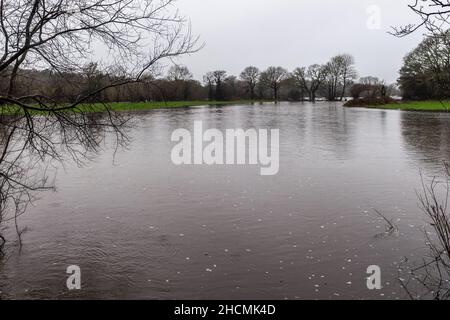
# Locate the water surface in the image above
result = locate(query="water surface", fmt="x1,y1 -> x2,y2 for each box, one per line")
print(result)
1,102 -> 450,299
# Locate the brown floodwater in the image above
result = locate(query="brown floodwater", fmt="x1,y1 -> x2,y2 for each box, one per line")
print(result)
1,102 -> 450,300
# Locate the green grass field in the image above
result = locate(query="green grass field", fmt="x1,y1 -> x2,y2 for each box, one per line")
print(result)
5,100 -> 449,114
0,100 -> 268,115
363,100 -> 450,112
1,100 -> 268,114
84,100 -> 267,112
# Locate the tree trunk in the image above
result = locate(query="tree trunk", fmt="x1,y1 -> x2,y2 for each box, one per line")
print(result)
184,82 -> 190,100
340,71 -> 348,101
208,84 -> 214,100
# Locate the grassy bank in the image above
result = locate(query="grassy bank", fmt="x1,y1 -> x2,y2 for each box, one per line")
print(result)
346,100 -> 450,112
0,100 -> 268,115
83,100 -> 267,112
377,100 -> 449,112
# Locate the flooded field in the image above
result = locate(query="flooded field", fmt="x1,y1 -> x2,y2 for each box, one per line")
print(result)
1,102 -> 449,299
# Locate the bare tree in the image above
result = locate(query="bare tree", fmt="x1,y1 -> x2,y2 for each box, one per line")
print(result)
400,163 -> 450,300
203,72 -> 215,101
211,70 -> 227,101
359,76 -> 381,86
259,66 -> 288,102
338,54 -> 357,101
167,65 -> 193,82
324,55 -> 357,101
0,0 -> 199,247
293,64 -> 327,102
167,65 -> 193,100
324,58 -> 342,101
359,76 -> 382,98
392,0 -> 450,37
240,66 -> 260,100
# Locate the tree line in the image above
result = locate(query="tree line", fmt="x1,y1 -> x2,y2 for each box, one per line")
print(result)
1,53 -> 400,104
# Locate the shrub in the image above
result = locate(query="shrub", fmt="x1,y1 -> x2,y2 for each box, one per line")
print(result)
344,96 -> 398,107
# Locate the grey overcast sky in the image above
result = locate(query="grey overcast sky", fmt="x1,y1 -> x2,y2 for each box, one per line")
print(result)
174,0 -> 425,83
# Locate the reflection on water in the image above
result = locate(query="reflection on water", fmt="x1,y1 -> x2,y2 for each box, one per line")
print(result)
0,102 -> 449,300
401,111 -> 450,174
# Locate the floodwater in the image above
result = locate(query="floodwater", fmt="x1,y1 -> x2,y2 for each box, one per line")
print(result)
1,102 -> 450,300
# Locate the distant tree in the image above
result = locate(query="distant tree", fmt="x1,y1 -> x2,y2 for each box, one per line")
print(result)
82,62 -> 105,102
240,66 -> 260,99
167,65 -> 193,100
355,76 -> 379,98
350,83 -> 368,99
283,76 -> 303,101
212,70 -> 227,100
324,54 -> 357,101
398,31 -> 450,100
203,72 -> 215,100
350,76 -> 397,99
167,65 -> 193,82
324,58 -> 342,101
359,76 -> 381,86
259,66 -> 289,101
223,75 -> 240,100
338,54 -> 357,101
293,64 -> 327,102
